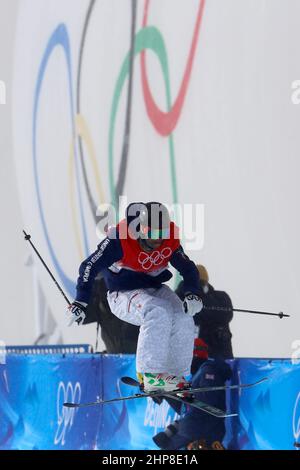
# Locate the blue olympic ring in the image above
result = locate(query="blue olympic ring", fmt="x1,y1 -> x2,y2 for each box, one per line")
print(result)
33,23 -> 90,297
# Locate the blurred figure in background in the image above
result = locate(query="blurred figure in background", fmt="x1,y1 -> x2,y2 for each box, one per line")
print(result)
152,341 -> 232,450
176,264 -> 233,370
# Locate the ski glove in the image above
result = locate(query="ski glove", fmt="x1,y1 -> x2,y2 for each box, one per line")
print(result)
183,293 -> 203,317
67,301 -> 87,326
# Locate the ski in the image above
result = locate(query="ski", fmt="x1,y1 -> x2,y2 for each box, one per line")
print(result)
63,376 -> 268,409
163,394 -> 237,418
121,377 -> 237,418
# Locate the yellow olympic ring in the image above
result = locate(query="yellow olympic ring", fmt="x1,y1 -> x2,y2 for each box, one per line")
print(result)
69,113 -> 106,260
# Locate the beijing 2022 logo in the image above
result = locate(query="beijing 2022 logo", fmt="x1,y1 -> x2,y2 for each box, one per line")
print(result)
54,381 -> 81,446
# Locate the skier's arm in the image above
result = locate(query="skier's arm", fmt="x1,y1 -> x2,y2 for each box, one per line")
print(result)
170,247 -> 203,316
75,233 -> 123,304
170,246 -> 201,295
175,280 -> 185,301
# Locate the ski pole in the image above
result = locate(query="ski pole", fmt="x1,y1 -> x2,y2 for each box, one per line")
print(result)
203,305 -> 289,319
23,230 -> 71,306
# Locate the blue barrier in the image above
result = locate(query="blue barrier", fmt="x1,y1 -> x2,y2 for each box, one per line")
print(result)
0,351 -> 299,450
225,358 -> 300,450
4,344 -> 93,355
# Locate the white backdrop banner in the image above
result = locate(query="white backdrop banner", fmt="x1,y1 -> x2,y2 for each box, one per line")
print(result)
12,0 -> 299,355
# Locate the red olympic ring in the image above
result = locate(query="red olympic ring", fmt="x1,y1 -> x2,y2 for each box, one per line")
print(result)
141,0 -> 206,136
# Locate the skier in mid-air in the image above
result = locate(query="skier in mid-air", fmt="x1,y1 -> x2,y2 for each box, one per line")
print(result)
67,202 -> 203,392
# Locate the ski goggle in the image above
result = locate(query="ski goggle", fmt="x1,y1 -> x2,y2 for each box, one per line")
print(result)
140,225 -> 170,240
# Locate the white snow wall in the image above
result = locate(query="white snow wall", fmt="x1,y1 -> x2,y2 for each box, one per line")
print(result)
6,0 -> 300,356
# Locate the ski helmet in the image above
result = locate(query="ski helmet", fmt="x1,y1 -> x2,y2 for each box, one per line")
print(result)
139,202 -> 170,239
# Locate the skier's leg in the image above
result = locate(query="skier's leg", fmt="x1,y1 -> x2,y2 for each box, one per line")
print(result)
154,286 -> 195,376
107,290 -> 143,326
169,308 -> 195,376
107,289 -> 173,372
136,296 -> 173,373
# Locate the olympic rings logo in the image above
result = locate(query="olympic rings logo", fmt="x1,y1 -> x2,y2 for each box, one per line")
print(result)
138,247 -> 172,271
54,381 -> 81,446
31,0 -> 205,296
